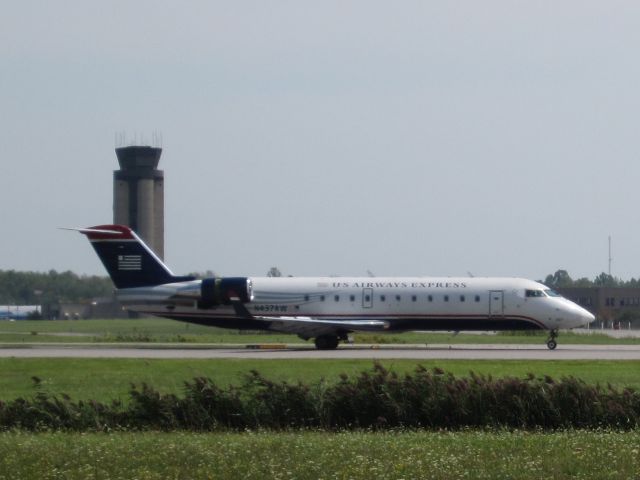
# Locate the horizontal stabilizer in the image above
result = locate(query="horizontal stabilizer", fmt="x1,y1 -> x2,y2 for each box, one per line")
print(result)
61,227 -> 128,236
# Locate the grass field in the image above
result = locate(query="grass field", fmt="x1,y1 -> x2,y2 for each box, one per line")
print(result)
1,318 -> 639,345
1,358 -> 639,401
2,320 -> 639,478
0,318 -> 304,344
0,430 -> 638,479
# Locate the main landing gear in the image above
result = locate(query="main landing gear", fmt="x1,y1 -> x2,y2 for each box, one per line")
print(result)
546,329 -> 558,350
314,335 -> 340,350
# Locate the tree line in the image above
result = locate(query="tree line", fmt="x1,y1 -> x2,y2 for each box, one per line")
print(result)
542,270 -> 640,289
0,270 -> 113,306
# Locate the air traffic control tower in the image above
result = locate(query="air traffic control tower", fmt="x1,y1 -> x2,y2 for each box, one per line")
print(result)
113,146 -> 164,259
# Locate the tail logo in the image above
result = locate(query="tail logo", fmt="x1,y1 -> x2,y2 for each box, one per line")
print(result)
118,255 -> 142,271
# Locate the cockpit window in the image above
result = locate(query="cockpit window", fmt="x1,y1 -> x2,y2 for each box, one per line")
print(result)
544,289 -> 561,297
525,289 -> 546,298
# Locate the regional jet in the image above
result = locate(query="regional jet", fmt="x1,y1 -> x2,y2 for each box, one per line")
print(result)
70,225 -> 594,350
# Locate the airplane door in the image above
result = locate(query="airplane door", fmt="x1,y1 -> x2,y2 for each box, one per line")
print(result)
489,290 -> 504,316
362,288 -> 373,308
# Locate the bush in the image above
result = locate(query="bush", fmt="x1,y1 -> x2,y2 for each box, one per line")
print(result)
0,364 -> 638,431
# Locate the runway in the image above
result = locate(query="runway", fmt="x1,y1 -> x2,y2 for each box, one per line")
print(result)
1,343 -> 640,360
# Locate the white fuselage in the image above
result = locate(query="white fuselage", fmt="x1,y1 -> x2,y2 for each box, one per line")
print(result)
121,276 -> 594,334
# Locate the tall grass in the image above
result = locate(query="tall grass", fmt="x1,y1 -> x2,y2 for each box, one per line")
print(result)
1,364 -> 638,431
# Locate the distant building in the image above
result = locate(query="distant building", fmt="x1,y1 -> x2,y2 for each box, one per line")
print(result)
113,145 -> 164,258
558,287 -> 640,324
0,305 -> 40,320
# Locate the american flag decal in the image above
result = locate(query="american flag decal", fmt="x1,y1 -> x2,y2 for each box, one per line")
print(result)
118,255 -> 141,271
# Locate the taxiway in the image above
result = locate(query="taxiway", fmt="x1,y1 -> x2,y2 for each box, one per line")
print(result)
1,343 -> 640,360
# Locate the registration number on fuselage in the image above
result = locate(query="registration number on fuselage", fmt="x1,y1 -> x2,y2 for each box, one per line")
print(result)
253,305 -> 289,313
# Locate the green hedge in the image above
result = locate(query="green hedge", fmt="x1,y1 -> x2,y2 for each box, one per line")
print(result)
1,364 -> 638,431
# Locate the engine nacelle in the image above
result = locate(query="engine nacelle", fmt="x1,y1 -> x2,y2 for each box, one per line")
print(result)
198,277 -> 253,308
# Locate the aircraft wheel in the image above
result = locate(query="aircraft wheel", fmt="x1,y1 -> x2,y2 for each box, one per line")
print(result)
546,329 -> 558,350
314,335 -> 339,350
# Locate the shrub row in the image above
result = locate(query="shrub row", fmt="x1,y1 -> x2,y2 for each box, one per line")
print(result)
1,364 -> 639,431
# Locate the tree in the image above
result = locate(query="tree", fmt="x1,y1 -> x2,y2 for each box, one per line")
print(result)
593,272 -> 618,287
0,269 -> 112,305
572,277 -> 593,287
267,267 -> 282,278
544,270 -> 573,289
187,270 -> 216,279
615,310 -> 640,328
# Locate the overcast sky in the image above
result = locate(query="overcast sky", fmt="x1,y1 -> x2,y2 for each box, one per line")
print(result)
2,1 -> 640,281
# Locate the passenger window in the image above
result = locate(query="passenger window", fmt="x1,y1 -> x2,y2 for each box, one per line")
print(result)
395,295 -> 401,301
364,295 -> 371,302
380,295 -> 386,302
320,295 -> 325,301
428,295 -> 433,302
444,295 -> 449,302
350,295 -> 355,302
304,295 -> 310,302
460,295 -> 465,302
475,295 -> 480,302
334,295 -> 340,302
411,295 -> 417,302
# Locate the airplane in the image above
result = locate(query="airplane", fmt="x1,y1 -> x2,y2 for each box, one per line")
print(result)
70,224 -> 595,350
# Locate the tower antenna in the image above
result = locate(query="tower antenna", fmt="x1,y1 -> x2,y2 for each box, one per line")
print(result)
608,235 -> 612,276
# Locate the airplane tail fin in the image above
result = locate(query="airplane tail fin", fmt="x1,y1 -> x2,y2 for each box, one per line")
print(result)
71,224 -> 195,289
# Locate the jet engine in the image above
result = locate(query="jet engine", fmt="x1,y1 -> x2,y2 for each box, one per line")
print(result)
198,277 -> 254,308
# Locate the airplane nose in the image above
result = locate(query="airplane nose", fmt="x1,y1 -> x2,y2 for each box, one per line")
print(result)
576,307 -> 595,327
551,299 -> 595,329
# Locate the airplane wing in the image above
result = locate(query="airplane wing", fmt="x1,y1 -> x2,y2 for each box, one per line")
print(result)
232,302 -> 389,338
231,302 -> 388,337
262,316 -> 389,338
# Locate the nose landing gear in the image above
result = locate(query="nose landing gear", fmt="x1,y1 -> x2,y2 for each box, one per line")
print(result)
546,329 -> 558,350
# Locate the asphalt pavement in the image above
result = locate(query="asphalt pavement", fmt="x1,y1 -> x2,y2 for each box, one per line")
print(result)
1,343 -> 639,360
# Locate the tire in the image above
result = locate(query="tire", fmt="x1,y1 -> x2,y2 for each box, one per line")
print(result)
314,335 -> 339,350
546,339 -> 557,350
